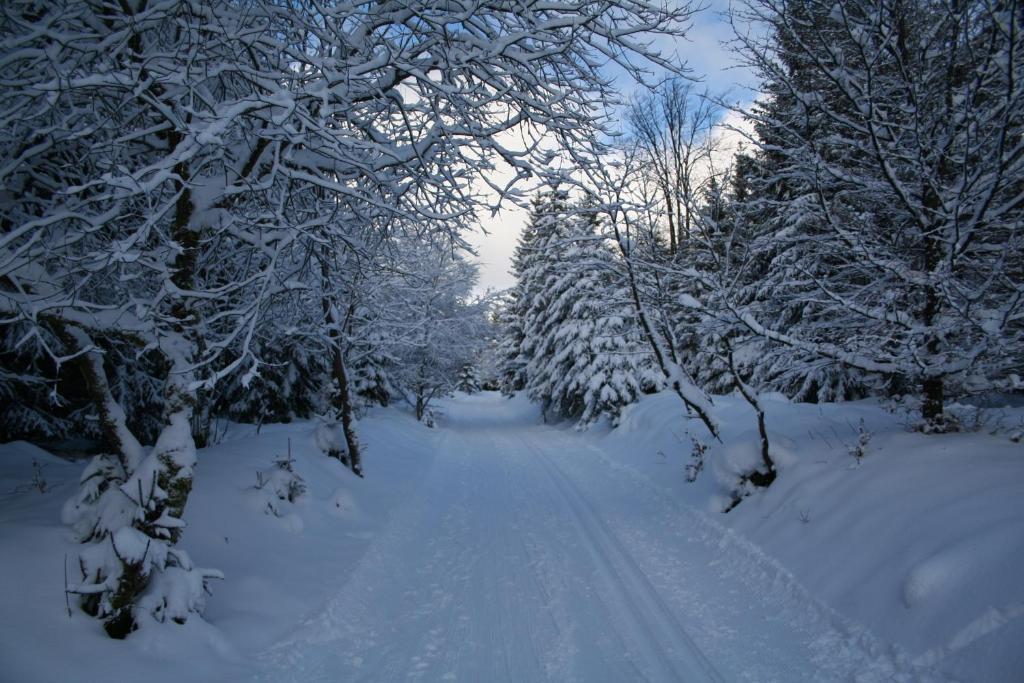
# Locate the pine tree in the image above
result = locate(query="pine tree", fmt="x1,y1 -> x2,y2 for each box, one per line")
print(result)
723,0 -> 1024,426
456,364 -> 483,394
525,206 -> 662,425
351,351 -> 395,411
498,187 -> 572,395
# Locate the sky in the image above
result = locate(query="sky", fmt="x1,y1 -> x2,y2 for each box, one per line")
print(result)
466,0 -> 760,294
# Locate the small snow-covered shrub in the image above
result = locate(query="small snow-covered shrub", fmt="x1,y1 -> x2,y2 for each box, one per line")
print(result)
28,459 -> 48,493
138,559 -> 223,626
314,419 -> 348,466
73,528 -> 222,631
5,458 -> 51,495
254,445 -> 307,517
63,440 -> 219,637
686,437 -> 706,483
913,412 -> 962,434
848,419 -> 872,463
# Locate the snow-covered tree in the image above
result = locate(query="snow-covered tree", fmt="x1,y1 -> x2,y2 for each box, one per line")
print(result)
578,151 -> 722,440
351,350 -> 396,411
212,332 -> 329,427
523,207 -> 596,418
723,0 -> 1024,428
474,300 -> 507,391
456,364 -> 483,394
628,79 -> 721,254
387,242 -> 486,422
526,207 -> 662,426
499,188 -> 574,395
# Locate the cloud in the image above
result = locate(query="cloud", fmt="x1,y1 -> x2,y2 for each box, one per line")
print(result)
467,203 -> 527,294
467,1 -> 762,294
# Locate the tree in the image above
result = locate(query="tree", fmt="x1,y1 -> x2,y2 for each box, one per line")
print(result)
387,242 -> 486,423
628,80 -> 721,253
725,0 -> 1024,428
578,150 -> 722,440
498,188 -> 573,395
456,364 -> 483,394
525,206 -> 662,426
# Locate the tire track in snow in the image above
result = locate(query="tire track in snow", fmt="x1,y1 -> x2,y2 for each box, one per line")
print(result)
253,434 -> 477,683
540,429 -> 949,682
522,433 -> 724,683
450,429 -> 550,683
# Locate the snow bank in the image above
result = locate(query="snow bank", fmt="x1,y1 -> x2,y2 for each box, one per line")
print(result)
0,408 -> 437,682
597,391 -> 1024,681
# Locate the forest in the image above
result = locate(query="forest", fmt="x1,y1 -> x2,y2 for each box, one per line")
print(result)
0,0 -> 1021,681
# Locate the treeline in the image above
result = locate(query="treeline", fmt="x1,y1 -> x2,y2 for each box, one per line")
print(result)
500,0 -> 1023,437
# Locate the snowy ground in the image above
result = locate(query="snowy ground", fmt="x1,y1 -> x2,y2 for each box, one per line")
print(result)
1,392 -> 1021,681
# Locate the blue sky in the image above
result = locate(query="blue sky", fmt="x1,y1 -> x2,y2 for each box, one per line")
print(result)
468,0 -> 760,294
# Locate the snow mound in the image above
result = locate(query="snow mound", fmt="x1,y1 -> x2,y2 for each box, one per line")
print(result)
328,487 -> 357,518
596,392 -> 1024,679
902,521 -> 1024,610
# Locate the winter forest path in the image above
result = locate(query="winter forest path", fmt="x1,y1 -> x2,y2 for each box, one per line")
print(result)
257,393 -> 932,682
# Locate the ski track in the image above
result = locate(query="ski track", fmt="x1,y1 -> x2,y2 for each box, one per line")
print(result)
256,396 -> 947,682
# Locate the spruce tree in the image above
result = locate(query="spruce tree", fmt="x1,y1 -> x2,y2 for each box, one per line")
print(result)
525,206 -> 661,425
498,187 -> 572,395
723,0 -> 1024,424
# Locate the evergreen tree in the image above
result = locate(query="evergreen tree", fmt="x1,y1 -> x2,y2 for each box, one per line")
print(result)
723,0 -> 1024,426
456,364 -> 483,394
351,351 -> 396,411
498,187 -> 572,395
525,206 -> 662,425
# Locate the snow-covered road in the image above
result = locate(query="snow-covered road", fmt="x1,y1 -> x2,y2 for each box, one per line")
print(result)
258,394 -> 932,682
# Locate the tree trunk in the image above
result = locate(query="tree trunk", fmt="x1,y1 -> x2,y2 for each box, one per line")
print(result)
921,374 -> 945,424
726,344 -> 776,488
616,232 -> 720,440
320,250 -> 363,478
919,181 -> 946,427
53,323 -> 144,473
331,342 -> 363,477
190,334 -> 212,448
917,281 -> 948,428
664,189 -> 677,254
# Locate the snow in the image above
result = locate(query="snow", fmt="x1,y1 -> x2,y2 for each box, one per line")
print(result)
1,392 -> 1022,681
0,410 -> 435,682
597,392 -> 1024,681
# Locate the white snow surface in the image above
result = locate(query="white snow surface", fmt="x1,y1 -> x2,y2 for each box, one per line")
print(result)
1,392 -> 1022,681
